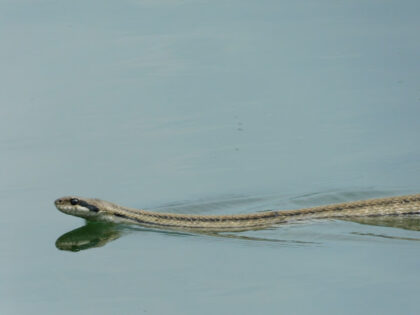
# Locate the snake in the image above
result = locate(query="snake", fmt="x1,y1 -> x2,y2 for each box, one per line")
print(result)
54,194 -> 420,232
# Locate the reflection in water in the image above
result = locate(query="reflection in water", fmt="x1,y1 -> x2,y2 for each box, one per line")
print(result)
56,223 -> 312,252
351,232 -> 420,242
345,215 -> 420,231
56,215 -> 420,252
55,222 -> 121,252
206,231 -> 313,245
346,215 -> 420,241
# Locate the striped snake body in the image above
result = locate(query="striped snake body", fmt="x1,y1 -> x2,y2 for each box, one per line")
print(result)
55,194 -> 420,232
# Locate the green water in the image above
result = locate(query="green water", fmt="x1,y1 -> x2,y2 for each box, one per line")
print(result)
2,1 -> 420,314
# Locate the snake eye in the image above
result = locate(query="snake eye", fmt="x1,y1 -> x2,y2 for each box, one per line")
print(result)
70,198 -> 79,205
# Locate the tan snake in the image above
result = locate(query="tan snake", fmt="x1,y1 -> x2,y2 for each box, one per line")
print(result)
54,194 -> 420,232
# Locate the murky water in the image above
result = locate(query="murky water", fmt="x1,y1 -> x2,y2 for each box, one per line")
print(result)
1,1 -> 420,314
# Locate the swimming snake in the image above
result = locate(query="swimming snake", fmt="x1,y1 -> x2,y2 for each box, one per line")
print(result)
55,194 -> 420,232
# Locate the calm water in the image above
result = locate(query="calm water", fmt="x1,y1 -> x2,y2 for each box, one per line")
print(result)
2,1 -> 420,314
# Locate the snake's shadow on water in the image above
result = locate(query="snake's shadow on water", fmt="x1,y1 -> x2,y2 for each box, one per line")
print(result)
56,215 -> 420,252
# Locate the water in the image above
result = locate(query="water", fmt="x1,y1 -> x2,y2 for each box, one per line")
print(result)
1,1 -> 420,314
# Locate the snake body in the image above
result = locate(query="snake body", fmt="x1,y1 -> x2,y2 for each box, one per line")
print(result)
55,194 -> 420,232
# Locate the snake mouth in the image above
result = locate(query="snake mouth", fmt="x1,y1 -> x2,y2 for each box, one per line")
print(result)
54,198 -> 66,212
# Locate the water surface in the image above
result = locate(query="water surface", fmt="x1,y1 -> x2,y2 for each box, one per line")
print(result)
1,1 -> 420,314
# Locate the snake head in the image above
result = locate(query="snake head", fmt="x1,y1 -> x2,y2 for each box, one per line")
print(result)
55,196 -> 101,220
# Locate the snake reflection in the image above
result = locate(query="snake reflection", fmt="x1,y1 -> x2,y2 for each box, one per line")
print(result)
56,215 -> 420,252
